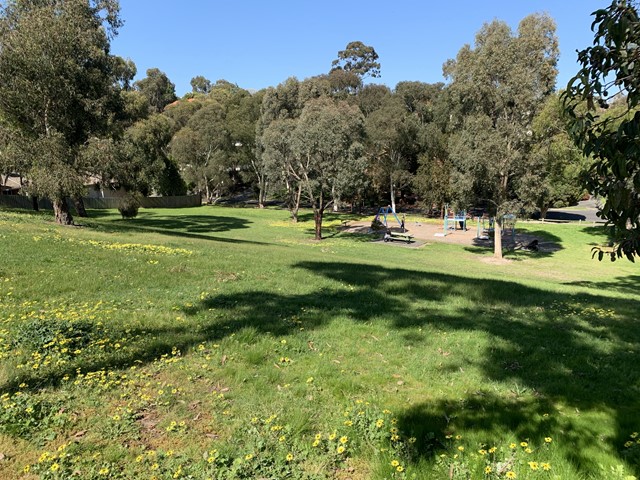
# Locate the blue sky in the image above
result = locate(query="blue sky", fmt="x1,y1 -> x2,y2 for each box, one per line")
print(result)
110,1 -> 606,96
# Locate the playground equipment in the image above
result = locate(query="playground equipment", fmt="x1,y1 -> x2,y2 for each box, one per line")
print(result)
374,206 -> 405,231
443,205 -> 467,235
476,214 -> 517,243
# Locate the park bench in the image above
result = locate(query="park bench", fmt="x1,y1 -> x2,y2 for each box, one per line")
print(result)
384,230 -> 414,244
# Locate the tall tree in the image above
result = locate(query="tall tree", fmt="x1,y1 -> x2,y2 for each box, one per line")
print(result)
291,97 -> 366,239
365,96 -> 420,213
444,14 -> 559,258
134,68 -> 177,113
530,92 -> 588,219
190,75 -> 212,95
563,0 -> 640,261
0,0 -> 125,224
331,41 -> 381,79
257,78 -> 305,219
170,100 -> 231,203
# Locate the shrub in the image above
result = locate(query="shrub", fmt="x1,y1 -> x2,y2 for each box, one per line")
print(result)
118,194 -> 140,219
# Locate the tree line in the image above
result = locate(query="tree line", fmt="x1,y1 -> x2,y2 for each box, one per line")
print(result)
0,0 -> 636,259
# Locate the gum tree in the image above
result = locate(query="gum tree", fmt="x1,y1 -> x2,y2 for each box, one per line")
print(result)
445,14 -> 559,258
0,0 -> 125,224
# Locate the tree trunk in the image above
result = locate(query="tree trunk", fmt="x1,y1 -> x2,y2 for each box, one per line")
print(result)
290,184 -> 302,223
390,177 -> 397,213
73,195 -> 88,217
332,185 -> 339,212
494,218 -> 503,259
540,205 -> 548,221
314,208 -> 323,240
32,195 -> 39,212
53,198 -> 73,225
257,178 -> 267,209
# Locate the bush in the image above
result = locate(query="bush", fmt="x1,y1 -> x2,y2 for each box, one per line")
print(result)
118,194 -> 140,219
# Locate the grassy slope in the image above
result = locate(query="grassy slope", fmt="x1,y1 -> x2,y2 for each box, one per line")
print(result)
0,206 -> 638,479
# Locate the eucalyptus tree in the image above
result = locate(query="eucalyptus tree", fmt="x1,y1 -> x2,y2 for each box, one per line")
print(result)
0,0 -> 126,224
365,95 -> 420,213
257,78 -> 305,218
134,68 -> 177,114
291,97 -> 366,239
530,92 -> 588,219
331,41 -> 381,80
190,75 -> 212,94
444,13 -> 559,258
170,100 -> 229,203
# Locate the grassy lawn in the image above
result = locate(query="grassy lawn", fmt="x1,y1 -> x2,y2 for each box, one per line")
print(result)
0,206 -> 638,479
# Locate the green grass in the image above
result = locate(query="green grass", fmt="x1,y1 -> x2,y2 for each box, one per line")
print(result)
0,206 -> 639,479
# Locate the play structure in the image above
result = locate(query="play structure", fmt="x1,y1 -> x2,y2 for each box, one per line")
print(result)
374,206 -> 405,231
476,213 -> 517,242
443,205 -> 467,235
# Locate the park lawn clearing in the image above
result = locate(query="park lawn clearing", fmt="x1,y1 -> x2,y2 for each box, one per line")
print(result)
0,206 -> 639,479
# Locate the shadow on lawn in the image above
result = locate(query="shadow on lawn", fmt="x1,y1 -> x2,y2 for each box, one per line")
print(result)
465,229 -> 565,259
5,261 -> 640,474
86,210 -> 270,246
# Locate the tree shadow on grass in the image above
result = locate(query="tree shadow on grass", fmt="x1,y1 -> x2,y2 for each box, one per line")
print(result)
464,229 -> 565,259
564,275 -> 640,296
5,261 -> 639,474
85,210 -> 270,246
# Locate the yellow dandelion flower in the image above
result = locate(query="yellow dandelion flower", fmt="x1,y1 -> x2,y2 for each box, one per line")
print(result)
544,437 -> 552,443
391,460 -> 400,467
528,461 -> 539,470
542,463 -> 551,471
396,466 -> 404,472
99,467 -> 109,475
339,436 -> 348,444
23,465 -> 30,473
631,432 -> 638,439
329,432 -> 337,441
520,441 -> 528,447
315,433 -> 322,440
244,453 -> 253,461
150,463 -> 159,470
337,446 -> 345,454
525,447 -> 533,454
509,443 -> 517,449
455,435 -> 462,440
279,435 -> 286,442
286,453 -> 294,461
312,440 -> 320,447
408,437 -> 417,443
457,446 -> 464,452
506,471 -> 516,479
478,449 -> 487,455
50,463 -> 60,472
485,466 -> 492,474
376,419 -> 384,428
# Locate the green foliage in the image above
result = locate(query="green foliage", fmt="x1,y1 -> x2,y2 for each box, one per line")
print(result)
0,390 -> 65,441
332,41 -> 381,79
563,0 -> 640,261
134,68 -> 177,114
118,193 -> 140,219
0,0 -> 126,223
444,14 -> 559,256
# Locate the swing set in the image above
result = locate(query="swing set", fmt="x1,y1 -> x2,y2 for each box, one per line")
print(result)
374,206 -> 405,231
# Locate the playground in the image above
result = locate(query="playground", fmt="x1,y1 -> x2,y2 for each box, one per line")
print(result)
345,209 -> 555,252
